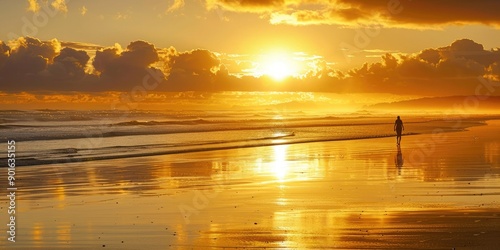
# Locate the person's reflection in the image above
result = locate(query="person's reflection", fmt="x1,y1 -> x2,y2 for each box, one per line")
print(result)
395,146 -> 404,175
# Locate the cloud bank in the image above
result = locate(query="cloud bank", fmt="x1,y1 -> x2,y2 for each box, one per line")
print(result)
346,39 -> 500,94
1,36 -> 500,95
208,0 -> 500,28
23,1 -> 500,28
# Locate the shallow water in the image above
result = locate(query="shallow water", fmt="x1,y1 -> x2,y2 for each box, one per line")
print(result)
1,120 -> 499,248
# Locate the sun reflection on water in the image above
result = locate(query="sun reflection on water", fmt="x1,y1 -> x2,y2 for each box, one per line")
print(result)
33,223 -> 43,243
56,223 -> 72,243
55,186 -> 66,209
272,145 -> 289,181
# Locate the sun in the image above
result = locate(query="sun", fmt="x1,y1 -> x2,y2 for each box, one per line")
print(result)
258,52 -> 298,81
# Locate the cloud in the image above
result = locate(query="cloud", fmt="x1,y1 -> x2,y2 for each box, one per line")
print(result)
207,0 -> 285,12
0,42 -> 9,70
270,5 -> 380,26
169,49 -> 220,76
47,47 -> 90,80
0,38 -> 165,92
92,46 -> 121,74
209,0 -> 500,28
166,0 -> 185,13
26,0 -> 69,14
123,41 -> 160,66
487,62 -> 500,81
2,37 -> 60,79
92,41 -> 160,72
51,0 -> 68,13
347,39 -> 500,95
165,49 -> 224,91
0,37 -> 99,91
217,54 -> 255,77
81,6 -> 88,16
92,40 -> 165,90
27,0 -> 41,13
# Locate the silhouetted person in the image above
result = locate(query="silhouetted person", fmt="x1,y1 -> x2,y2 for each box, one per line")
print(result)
394,116 -> 404,145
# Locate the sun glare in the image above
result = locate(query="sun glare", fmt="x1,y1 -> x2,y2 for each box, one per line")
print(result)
258,52 -> 298,81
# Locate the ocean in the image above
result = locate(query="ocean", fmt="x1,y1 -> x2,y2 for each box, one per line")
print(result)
0,109 -> 489,166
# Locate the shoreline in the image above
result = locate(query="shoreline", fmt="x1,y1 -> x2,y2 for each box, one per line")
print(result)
6,117 -> 498,167
2,118 -> 499,249
8,132 -> 420,167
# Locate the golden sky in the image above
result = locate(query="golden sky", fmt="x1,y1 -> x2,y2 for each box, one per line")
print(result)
1,0 -> 500,109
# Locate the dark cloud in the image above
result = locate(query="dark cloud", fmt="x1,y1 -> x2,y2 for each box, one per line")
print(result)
397,56 -> 435,78
12,37 -> 60,62
47,48 -> 90,80
92,40 -> 165,90
440,39 -> 499,67
216,0 -> 500,27
0,38 -> 165,92
93,40 -> 160,74
328,0 -> 500,25
121,41 -> 160,67
164,49 -> 223,91
417,49 -> 440,65
0,37 -> 60,89
92,47 -> 120,74
348,39 -> 500,95
169,49 -> 220,76
384,0 -> 500,26
0,41 -> 10,69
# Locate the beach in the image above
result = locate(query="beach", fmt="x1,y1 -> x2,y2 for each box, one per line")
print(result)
2,2 -> 500,249
2,119 -> 500,249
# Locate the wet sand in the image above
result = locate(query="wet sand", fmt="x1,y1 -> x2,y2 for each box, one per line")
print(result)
2,120 -> 500,249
